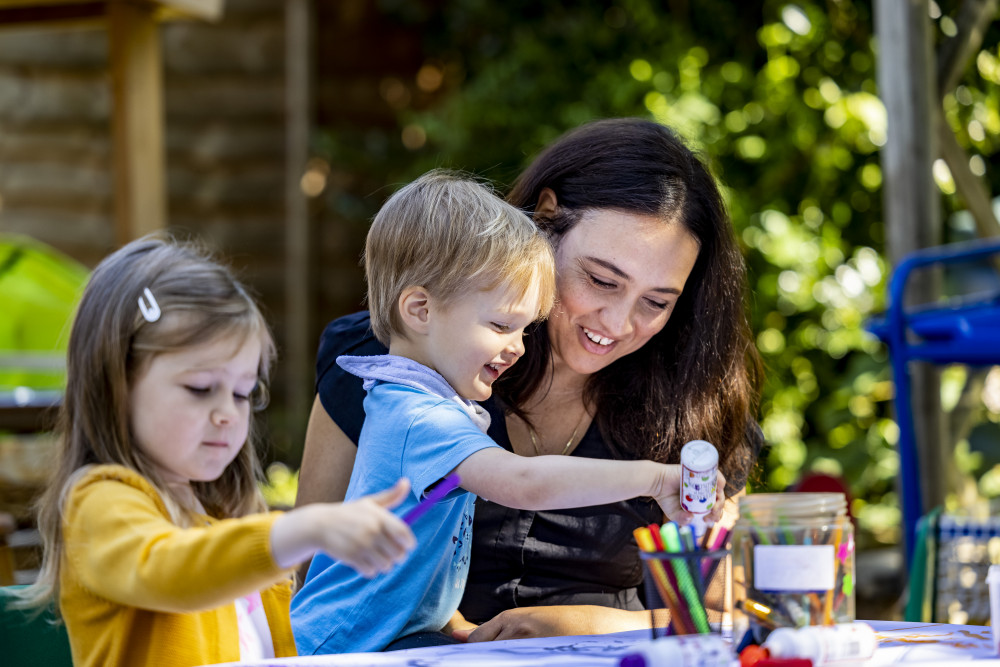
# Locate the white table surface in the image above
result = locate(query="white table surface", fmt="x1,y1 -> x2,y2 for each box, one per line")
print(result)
211,620 -> 999,667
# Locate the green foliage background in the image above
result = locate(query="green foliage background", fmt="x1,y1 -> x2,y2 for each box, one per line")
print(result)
313,0 -> 1000,549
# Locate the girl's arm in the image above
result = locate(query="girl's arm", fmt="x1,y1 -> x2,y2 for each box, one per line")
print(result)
66,477 -> 294,613
454,448 -> 725,523
66,473 -> 413,613
270,479 -> 415,578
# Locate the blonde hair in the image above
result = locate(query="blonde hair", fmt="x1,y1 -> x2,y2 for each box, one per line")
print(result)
17,235 -> 275,612
365,170 -> 556,345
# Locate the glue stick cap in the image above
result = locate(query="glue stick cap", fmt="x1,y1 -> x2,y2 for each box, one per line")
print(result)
681,439 -> 719,468
739,644 -> 769,667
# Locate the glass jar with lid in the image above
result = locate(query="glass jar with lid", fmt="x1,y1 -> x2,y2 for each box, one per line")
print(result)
731,492 -> 854,643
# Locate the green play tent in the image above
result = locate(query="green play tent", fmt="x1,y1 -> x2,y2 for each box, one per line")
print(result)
0,235 -> 89,398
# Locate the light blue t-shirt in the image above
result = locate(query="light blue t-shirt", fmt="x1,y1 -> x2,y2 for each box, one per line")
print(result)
290,355 -> 499,654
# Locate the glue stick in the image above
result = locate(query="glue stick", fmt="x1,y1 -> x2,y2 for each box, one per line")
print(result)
619,634 -> 736,667
762,622 -> 877,665
680,439 -> 719,538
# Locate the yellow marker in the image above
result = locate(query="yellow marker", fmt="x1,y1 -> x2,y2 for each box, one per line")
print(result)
738,598 -> 780,630
633,527 -> 691,634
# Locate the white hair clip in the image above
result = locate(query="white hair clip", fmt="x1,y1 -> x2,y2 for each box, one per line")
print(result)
138,287 -> 161,323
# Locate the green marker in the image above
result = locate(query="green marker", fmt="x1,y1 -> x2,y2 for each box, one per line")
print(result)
660,522 -> 711,633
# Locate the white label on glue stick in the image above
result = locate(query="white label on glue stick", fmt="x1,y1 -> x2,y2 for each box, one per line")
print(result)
753,544 -> 835,592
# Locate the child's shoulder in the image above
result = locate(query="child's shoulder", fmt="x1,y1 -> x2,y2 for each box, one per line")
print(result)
368,383 -> 490,438
370,380 -> 460,409
74,462 -> 150,487
66,464 -> 164,510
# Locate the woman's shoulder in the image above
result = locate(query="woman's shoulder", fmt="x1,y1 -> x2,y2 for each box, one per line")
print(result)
318,311 -> 382,356
316,311 -> 387,382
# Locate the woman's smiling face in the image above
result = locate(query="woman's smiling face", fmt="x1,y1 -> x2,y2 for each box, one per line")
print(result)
546,209 -> 700,377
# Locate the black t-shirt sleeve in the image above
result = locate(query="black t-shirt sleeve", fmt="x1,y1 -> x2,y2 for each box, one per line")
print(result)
314,311 -> 387,445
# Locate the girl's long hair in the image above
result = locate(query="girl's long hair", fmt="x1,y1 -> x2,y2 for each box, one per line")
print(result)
497,118 -> 763,493
17,236 -> 276,611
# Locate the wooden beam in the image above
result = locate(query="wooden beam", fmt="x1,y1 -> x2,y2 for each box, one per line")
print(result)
284,0 -> 313,447
0,2 -> 104,26
875,0 -> 945,565
0,0 -> 224,23
1,1 -> 225,241
153,0 -> 224,21
877,0 -> 940,263
108,0 -> 166,244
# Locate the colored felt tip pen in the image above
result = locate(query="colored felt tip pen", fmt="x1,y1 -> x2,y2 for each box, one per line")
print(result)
401,473 -> 461,525
737,599 -> 780,629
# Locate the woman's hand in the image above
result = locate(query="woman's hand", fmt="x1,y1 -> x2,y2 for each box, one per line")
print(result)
271,479 -> 416,577
442,609 -> 478,636
652,465 -> 726,526
452,605 -> 651,642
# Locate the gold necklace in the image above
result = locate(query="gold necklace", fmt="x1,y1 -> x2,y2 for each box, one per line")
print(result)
527,411 -> 588,456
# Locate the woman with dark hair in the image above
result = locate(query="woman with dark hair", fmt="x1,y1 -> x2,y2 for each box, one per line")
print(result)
295,117 -> 763,641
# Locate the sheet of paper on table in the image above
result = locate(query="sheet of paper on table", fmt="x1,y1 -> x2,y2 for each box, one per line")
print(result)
869,620 -> 997,665
210,620 -> 999,667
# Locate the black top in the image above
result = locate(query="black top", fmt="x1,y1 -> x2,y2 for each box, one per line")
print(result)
316,312 -> 666,623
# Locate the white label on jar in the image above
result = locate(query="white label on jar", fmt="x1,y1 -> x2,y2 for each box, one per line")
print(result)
753,544 -> 835,592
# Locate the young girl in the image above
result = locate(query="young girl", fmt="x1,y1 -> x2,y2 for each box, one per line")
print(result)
15,237 -> 416,667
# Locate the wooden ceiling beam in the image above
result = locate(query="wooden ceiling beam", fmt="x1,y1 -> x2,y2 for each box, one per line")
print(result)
0,2 -> 104,27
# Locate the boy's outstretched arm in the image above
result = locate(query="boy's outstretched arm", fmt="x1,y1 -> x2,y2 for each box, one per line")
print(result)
270,479 -> 416,578
453,449 -> 725,525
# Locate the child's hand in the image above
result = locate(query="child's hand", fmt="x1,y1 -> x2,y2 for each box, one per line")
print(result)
651,464 -> 726,526
319,479 -> 416,577
271,479 -> 416,577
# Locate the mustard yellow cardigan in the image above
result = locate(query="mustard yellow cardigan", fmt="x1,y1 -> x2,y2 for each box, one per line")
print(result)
60,465 -> 297,667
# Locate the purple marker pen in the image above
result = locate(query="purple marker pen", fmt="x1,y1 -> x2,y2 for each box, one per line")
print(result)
401,473 -> 461,525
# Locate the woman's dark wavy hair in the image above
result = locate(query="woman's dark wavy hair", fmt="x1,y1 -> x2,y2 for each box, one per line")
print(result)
496,118 -> 763,493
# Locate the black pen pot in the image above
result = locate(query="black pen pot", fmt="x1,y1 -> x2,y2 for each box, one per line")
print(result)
641,546 -> 732,641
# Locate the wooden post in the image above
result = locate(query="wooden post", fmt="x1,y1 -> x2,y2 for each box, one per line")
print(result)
285,0 -> 313,448
874,0 -> 945,563
108,0 -> 166,244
